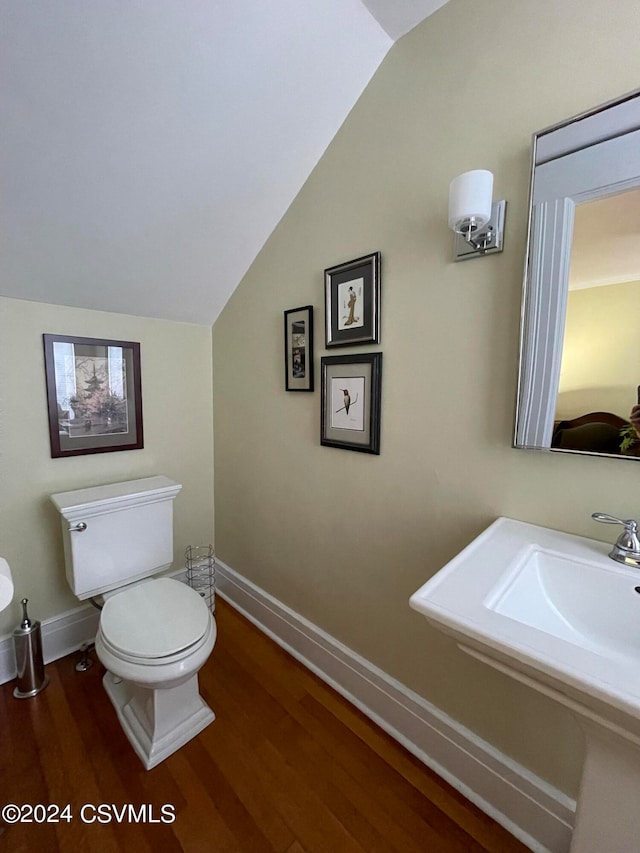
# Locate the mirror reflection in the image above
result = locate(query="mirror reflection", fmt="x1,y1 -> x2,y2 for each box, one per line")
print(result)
515,89 -> 640,459
552,188 -> 640,457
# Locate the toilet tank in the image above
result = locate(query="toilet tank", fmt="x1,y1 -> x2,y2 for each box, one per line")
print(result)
50,477 -> 182,600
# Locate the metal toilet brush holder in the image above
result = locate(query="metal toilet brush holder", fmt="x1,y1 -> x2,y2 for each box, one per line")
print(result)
13,598 -> 49,699
185,545 -> 216,612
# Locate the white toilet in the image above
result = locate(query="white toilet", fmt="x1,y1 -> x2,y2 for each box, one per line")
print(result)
50,476 -> 216,770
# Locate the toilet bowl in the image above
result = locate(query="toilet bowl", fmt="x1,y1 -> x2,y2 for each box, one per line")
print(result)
94,577 -> 216,769
50,477 -> 216,770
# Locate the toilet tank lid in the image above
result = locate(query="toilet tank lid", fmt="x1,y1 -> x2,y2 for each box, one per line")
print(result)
50,476 -> 181,520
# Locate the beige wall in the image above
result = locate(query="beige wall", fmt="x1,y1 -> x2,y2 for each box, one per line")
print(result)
0,296 -> 214,636
557,280 -> 640,419
212,0 -> 640,798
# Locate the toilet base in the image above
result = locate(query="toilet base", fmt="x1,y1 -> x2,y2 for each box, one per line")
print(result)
103,670 -> 215,770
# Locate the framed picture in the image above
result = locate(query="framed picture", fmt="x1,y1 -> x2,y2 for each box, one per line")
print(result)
43,334 -> 144,458
284,305 -> 314,391
324,252 -> 380,347
321,352 -> 382,454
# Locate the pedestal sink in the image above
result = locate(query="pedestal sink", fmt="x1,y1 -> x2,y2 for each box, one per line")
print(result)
410,517 -> 640,853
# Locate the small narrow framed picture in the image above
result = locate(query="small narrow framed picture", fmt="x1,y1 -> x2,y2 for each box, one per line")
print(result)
284,305 -> 314,391
324,252 -> 381,347
321,352 -> 382,454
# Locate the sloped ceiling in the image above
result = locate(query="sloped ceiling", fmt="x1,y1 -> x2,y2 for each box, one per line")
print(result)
0,1 -> 447,325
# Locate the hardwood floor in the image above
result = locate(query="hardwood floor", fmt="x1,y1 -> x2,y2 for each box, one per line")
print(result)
0,599 -> 528,852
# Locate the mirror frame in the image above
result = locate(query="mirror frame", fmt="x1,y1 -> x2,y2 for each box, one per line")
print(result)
514,87 -> 640,459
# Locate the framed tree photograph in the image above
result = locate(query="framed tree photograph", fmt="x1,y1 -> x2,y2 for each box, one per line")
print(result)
284,305 -> 314,391
43,334 -> 144,458
321,352 -> 382,454
324,252 -> 381,347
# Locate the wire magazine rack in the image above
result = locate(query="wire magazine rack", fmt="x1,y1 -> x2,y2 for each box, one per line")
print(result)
185,545 -> 216,612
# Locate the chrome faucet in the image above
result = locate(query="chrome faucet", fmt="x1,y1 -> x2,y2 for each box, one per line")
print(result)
592,513 -> 640,568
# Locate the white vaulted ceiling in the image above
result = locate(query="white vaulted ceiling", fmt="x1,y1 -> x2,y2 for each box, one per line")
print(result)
0,0 -> 448,325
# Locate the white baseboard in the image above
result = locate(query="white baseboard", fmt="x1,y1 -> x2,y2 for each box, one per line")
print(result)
0,603 -> 99,685
215,559 -> 576,853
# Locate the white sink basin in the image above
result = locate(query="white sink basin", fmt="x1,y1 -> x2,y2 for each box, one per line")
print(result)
487,545 -> 640,665
410,517 -> 640,852
410,517 -> 640,726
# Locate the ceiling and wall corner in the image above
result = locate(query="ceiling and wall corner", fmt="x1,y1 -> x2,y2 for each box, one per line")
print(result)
0,0 -> 448,326
359,0 -> 451,39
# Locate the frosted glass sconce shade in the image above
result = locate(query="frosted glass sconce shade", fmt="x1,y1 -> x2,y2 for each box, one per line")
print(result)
448,170 -> 494,233
447,169 -> 506,261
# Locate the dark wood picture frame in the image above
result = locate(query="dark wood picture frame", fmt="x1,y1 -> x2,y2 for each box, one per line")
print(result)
284,305 -> 314,391
324,252 -> 381,347
43,334 -> 144,458
321,352 -> 382,454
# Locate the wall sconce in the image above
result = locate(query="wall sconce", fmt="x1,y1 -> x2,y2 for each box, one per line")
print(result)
448,170 -> 506,261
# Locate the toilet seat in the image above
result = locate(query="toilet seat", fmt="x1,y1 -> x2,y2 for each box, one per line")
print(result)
98,620 -> 214,666
100,577 -> 211,663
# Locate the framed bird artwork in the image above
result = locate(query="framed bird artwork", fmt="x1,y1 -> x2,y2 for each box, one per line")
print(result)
320,352 -> 382,454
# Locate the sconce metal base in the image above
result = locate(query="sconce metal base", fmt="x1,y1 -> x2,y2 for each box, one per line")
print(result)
453,200 -> 506,261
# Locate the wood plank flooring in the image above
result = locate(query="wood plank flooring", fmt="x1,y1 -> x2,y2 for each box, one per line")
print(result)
0,599 -> 528,852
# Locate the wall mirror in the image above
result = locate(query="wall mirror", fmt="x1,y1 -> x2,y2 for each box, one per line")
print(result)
515,89 -> 640,459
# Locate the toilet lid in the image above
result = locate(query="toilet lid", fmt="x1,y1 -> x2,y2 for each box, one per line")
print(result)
100,578 -> 211,659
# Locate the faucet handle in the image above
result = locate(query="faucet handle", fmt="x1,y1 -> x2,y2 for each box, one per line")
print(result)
592,512 -> 638,531
592,512 -> 640,567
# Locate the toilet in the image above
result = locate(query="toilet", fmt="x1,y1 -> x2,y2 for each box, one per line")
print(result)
50,476 -> 216,770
